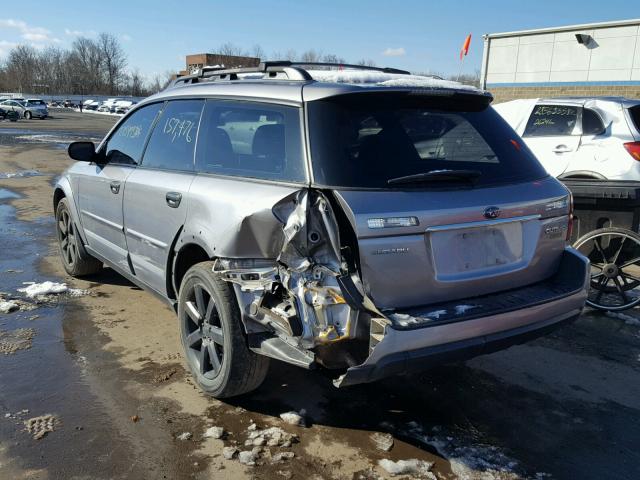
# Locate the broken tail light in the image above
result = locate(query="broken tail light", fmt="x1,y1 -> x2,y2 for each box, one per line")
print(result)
624,142 -> 640,161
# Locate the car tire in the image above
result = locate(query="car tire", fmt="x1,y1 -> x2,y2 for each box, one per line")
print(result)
55,198 -> 102,277
24,111 -> 32,120
178,261 -> 269,398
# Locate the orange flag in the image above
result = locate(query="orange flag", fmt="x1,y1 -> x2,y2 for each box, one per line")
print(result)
460,34 -> 472,60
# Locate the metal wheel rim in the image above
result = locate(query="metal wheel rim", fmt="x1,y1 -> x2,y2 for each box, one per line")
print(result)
575,231 -> 640,311
58,208 -> 77,267
182,282 -> 224,380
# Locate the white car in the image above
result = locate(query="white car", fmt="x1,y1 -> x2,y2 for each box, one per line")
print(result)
494,97 -> 640,180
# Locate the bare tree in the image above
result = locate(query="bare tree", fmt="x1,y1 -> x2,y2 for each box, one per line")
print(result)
97,33 -> 127,94
300,49 -> 322,63
250,44 -> 265,60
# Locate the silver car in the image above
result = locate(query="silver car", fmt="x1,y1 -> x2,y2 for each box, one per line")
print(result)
0,98 -> 48,119
54,62 -> 589,398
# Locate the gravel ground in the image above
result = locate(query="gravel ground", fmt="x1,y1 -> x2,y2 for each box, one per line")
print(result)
0,110 -> 639,480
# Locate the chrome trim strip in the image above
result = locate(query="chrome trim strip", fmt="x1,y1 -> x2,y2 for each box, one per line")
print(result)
424,214 -> 541,233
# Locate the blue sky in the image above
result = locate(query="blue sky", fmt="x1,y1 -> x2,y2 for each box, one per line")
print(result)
1,0 -> 638,81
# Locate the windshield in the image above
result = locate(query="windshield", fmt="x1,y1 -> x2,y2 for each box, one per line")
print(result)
307,93 -> 547,189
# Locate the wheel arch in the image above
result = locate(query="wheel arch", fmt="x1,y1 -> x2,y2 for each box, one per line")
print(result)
53,178 -> 88,244
168,234 -> 216,301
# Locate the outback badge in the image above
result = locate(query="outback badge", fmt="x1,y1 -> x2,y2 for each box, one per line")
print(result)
483,206 -> 501,219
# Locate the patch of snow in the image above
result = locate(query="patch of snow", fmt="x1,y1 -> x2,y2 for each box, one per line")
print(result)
17,282 -> 88,299
238,450 -> 257,466
606,311 -> 640,326
222,446 -> 238,460
176,432 -> 192,441
455,305 -> 477,315
0,169 -> 41,179
426,309 -> 447,319
378,458 -> 435,477
370,432 -> 394,451
279,410 -> 306,426
307,70 -> 479,91
402,422 -> 526,480
203,426 -> 224,439
18,282 -> 68,298
0,301 -> 19,314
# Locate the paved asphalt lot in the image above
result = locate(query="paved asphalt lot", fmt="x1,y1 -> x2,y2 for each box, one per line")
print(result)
0,110 -> 639,480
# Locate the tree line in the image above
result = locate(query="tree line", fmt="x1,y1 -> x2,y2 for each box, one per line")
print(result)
0,33 -> 156,97
0,37 -> 480,98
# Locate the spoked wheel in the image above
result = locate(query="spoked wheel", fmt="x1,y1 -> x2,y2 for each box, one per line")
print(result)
182,281 -> 225,380
55,198 -> 102,276
178,261 -> 269,398
574,227 -> 640,311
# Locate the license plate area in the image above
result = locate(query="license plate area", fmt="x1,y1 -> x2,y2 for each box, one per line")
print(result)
429,221 -> 524,280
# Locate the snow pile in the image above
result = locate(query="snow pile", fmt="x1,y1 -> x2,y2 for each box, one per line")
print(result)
18,282 -> 68,298
17,282 -> 88,299
279,410 -> 306,426
308,70 -> 479,91
403,422 -> 525,480
378,458 -> 435,477
0,300 -> 19,314
606,311 -> 640,326
203,426 -> 224,439
245,425 -> 298,448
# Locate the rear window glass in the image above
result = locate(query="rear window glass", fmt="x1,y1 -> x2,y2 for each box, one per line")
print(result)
27,100 -> 45,106
195,99 -> 305,183
629,105 -> 640,133
523,104 -> 578,137
307,94 -> 546,189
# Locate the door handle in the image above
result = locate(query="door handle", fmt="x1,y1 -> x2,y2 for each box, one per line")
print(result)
110,181 -> 121,194
166,192 -> 182,208
552,145 -> 573,153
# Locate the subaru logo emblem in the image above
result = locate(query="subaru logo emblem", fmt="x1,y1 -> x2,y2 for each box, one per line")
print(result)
484,206 -> 501,219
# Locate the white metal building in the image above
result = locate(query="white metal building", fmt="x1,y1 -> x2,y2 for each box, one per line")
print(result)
480,19 -> 640,102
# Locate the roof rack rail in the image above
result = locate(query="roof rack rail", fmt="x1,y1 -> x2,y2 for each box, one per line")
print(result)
170,60 -> 412,88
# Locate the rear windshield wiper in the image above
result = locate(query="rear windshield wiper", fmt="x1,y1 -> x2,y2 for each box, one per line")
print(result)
387,169 -> 482,186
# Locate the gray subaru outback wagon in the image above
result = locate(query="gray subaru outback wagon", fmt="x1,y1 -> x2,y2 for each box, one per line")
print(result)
54,62 -> 589,397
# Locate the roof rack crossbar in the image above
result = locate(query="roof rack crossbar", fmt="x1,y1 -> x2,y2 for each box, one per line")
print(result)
169,60 -> 411,88
263,61 -> 411,75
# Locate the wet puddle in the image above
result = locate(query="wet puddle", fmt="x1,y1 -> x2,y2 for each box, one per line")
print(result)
0,128 -> 102,150
0,188 -> 143,477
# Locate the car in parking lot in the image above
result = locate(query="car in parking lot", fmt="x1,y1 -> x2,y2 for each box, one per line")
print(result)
494,97 -> 640,181
0,98 -> 48,119
24,98 -> 49,119
54,62 -> 589,398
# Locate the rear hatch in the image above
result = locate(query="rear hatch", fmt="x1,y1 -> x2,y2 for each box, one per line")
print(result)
307,91 -> 572,309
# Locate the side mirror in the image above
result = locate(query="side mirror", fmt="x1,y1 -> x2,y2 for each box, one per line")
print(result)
68,141 -> 96,162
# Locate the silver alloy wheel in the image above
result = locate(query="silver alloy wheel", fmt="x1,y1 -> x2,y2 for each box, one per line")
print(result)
182,282 -> 225,379
58,208 -> 77,267
24,111 -> 32,119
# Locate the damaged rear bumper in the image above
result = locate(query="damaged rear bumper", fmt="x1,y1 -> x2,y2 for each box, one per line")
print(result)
335,247 -> 589,387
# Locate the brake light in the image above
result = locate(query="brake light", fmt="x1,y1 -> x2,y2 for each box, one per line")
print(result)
624,142 -> 640,161
566,193 -> 574,242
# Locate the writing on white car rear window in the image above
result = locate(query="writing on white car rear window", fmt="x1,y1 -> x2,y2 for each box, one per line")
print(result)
524,105 -> 578,137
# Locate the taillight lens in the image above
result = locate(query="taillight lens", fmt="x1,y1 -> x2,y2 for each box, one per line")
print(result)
566,193 -> 574,242
624,142 -> 640,161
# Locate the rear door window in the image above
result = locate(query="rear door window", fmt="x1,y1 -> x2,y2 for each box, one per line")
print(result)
582,108 -> 605,136
141,99 -> 204,171
195,99 -> 306,182
523,104 -> 579,137
102,102 -> 164,165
